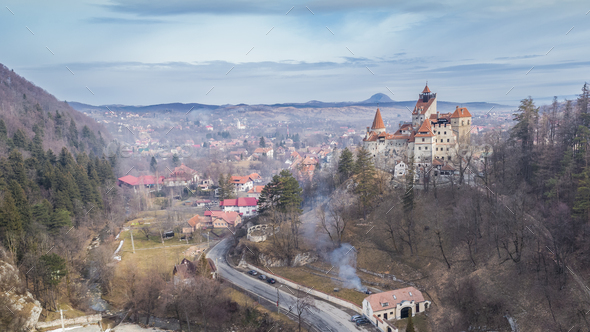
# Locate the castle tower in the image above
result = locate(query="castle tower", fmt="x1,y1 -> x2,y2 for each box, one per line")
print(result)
450,106 -> 472,145
370,108 -> 386,134
412,84 -> 437,128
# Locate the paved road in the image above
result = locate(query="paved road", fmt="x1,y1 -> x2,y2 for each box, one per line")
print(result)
207,239 -> 371,332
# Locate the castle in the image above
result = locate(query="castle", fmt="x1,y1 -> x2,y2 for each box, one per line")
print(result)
363,84 -> 472,167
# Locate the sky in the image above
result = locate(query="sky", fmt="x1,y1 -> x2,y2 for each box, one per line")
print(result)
1,0 -> 589,107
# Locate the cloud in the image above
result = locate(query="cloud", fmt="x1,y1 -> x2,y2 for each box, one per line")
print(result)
103,0 -> 455,16
87,17 -> 166,24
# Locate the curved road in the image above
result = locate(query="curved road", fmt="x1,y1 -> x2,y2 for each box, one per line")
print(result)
207,239 -> 369,332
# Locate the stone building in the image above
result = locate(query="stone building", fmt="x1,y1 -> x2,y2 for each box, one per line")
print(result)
363,84 -> 472,168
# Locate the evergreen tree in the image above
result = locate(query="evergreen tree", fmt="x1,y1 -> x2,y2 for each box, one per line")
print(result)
40,253 -> 67,286
406,311 -> 415,332
337,147 -> 355,182
0,193 -> 23,236
12,129 -> 27,149
578,82 -> 590,126
573,166 -> 590,223
8,150 -> 26,185
150,156 -> 158,173
353,147 -> 378,216
510,97 -> 539,184
403,158 -> 415,214
172,154 -> 180,167
68,119 -> 79,148
258,170 -> 302,213
0,119 -> 7,140
259,136 -> 266,148
32,199 -> 53,226
9,180 -> 30,228
48,209 -> 72,232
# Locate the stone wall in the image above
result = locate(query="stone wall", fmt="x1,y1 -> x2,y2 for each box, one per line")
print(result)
246,263 -> 362,314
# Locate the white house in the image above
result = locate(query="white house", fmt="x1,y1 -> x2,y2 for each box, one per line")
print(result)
393,160 -> 407,178
362,287 -> 431,332
219,197 -> 258,217
230,175 -> 254,192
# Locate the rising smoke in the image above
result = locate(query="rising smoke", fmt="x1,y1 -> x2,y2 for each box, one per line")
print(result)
329,243 -> 366,292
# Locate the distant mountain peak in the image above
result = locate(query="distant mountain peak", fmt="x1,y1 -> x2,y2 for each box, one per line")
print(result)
361,93 -> 394,104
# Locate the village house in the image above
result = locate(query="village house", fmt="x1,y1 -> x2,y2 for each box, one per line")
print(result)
247,185 -> 265,199
362,287 -> 431,332
163,164 -> 199,187
186,211 -> 242,230
117,175 -> 164,192
230,175 -> 254,192
253,147 -> 274,158
219,197 -> 258,216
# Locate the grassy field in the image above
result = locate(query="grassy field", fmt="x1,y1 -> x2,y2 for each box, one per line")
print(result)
269,266 -> 367,306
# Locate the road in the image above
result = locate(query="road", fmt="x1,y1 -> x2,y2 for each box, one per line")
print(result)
207,239 -> 372,332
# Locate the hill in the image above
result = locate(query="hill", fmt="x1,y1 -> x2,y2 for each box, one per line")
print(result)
70,95 -> 511,115
0,64 -> 110,156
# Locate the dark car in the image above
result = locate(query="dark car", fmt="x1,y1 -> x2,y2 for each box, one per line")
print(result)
365,290 -> 372,294
248,270 -> 258,276
258,274 -> 267,280
356,319 -> 370,326
350,315 -> 362,322
267,278 -> 276,284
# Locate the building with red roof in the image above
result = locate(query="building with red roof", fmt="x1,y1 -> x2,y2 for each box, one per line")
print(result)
117,175 -> 164,192
362,84 -> 472,168
362,287 -> 431,330
219,197 -> 258,216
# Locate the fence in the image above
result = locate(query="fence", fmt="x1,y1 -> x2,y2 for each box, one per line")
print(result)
36,314 -> 102,329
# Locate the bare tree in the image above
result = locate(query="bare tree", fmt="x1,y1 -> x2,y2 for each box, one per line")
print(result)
293,288 -> 319,332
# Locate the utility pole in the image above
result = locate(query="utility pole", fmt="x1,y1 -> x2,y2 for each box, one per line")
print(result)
60,308 -> 65,332
130,228 -> 136,254
207,231 -> 210,248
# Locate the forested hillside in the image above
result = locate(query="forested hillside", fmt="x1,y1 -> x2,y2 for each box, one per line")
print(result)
0,65 -> 122,330
0,64 -> 109,156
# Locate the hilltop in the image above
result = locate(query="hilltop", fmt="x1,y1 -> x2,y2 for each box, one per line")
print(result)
0,64 -> 110,156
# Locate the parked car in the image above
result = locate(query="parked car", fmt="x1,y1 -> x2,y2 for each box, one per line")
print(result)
258,274 -> 267,280
248,270 -> 258,276
365,290 -> 372,294
350,315 -> 362,322
267,278 -> 276,284
356,319 -> 370,326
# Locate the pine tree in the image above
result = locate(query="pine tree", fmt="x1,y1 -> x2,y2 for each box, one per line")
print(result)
573,166 -> 590,223
9,180 -> 30,228
150,156 -> 158,173
172,154 -> 180,167
511,97 -> 539,184
259,136 -> 266,148
0,193 -> 23,236
12,129 -> 27,149
403,158 -> 415,214
337,148 -> 354,182
0,119 -> 7,140
353,147 -> 378,216
68,119 -> 79,148
32,199 -> 53,226
48,209 -> 72,232
406,310 -> 415,332
8,150 -> 27,185
278,169 -> 302,213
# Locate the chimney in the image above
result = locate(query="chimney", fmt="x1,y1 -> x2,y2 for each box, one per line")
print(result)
456,106 -> 459,110
366,126 -> 370,132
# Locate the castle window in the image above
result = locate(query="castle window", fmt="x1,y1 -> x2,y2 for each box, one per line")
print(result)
447,139 -> 450,142
462,120 -> 464,125
468,120 -> 470,125
425,147 -> 428,150
447,148 -> 449,151
422,138 -> 425,142
438,131 -> 440,135
419,147 -> 421,150
444,132 -> 447,135
442,157 -> 444,160
436,148 -> 438,151
449,156 -> 452,161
